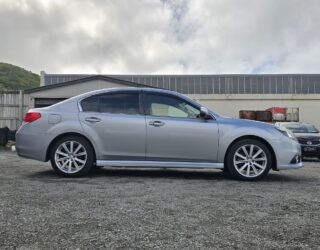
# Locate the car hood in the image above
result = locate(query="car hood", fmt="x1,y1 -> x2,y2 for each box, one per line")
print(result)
217,116 -> 275,129
293,133 -> 320,138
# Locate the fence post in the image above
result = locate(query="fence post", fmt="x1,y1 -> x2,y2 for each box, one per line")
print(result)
18,90 -> 24,127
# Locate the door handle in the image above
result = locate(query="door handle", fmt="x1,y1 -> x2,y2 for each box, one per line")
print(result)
85,117 -> 101,123
149,121 -> 165,127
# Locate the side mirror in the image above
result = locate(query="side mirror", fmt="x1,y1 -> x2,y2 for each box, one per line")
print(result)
199,107 -> 212,120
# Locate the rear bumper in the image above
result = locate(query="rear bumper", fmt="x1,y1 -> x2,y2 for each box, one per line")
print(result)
16,127 -> 50,162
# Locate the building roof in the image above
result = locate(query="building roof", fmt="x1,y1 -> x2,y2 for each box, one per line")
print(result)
25,74 -> 151,93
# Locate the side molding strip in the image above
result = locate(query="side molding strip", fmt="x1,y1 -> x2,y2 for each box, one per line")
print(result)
96,160 -> 224,169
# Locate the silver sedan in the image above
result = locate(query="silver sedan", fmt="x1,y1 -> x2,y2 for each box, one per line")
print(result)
16,88 -> 303,180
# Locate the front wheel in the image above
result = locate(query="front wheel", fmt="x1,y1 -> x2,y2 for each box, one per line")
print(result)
226,139 -> 272,181
50,136 -> 94,177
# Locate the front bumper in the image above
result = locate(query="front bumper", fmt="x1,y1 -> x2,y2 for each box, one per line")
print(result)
275,136 -> 304,170
278,161 -> 303,170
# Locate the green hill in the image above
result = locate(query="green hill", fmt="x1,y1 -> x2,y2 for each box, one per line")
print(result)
0,62 -> 40,90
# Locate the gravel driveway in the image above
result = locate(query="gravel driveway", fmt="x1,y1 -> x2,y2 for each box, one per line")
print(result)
0,148 -> 319,249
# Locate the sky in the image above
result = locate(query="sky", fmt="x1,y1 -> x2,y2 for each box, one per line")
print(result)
0,0 -> 320,74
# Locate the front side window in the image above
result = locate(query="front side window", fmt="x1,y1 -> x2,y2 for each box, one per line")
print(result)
145,94 -> 200,118
81,93 -> 140,115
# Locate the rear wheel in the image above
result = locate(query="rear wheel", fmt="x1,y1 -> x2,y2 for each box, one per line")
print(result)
50,136 -> 94,177
226,139 -> 272,181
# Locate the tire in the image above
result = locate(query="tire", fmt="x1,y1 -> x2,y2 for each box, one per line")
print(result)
50,135 -> 94,177
226,139 -> 272,181
222,167 -> 230,175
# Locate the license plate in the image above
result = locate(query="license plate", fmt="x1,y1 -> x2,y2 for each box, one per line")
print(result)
303,147 -> 316,152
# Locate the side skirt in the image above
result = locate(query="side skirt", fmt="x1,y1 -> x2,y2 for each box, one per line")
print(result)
96,160 -> 224,169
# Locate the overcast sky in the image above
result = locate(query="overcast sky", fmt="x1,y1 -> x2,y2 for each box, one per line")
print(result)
0,0 -> 320,74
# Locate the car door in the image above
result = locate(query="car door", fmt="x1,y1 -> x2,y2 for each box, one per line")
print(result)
78,90 -> 146,160
144,92 -> 219,162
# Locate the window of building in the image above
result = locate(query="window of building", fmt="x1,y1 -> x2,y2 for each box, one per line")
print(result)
263,76 -> 270,94
251,76 -> 258,94
244,76 -> 251,94
163,76 -> 170,90
238,76 -> 245,94
257,76 -> 263,94
283,75 -> 289,93
270,76 -> 277,94
276,76 -> 283,94
194,76 -> 201,94
220,77 -> 226,94
180,76 -> 189,94
213,77 -> 220,94
230,76 -> 238,94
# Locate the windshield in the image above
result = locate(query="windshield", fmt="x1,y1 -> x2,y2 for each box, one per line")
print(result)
283,123 -> 319,133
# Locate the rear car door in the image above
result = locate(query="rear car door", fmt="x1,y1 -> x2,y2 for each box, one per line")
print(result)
144,92 -> 219,162
78,90 -> 146,160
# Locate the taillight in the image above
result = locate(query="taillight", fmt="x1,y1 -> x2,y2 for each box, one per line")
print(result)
24,112 -> 41,123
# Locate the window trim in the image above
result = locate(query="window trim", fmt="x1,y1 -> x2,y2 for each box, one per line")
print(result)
142,92 -> 202,119
79,90 -> 144,115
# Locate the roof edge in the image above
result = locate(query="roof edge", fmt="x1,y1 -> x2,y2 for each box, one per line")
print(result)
24,74 -> 151,93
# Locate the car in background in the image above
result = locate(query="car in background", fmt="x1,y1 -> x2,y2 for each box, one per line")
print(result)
16,88 -> 303,181
275,122 -> 320,158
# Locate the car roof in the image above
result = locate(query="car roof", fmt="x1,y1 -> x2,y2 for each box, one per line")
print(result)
77,87 -> 174,95
72,87 -> 193,101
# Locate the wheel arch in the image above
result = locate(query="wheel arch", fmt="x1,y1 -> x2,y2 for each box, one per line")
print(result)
45,132 -> 97,162
224,135 -> 277,170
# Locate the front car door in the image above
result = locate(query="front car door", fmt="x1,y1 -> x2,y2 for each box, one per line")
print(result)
144,92 -> 219,162
79,90 -> 146,160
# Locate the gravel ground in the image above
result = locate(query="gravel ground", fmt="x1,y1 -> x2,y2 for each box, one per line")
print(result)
0,148 -> 319,250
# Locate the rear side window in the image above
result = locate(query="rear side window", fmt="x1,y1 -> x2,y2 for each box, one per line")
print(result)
99,93 -> 140,114
81,93 -> 140,115
81,96 -> 99,112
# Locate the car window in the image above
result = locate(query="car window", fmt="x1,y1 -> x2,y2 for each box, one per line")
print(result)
145,94 -> 200,118
81,93 -> 140,115
81,95 -> 99,112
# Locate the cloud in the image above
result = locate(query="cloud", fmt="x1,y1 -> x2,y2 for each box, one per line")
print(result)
0,0 -> 319,74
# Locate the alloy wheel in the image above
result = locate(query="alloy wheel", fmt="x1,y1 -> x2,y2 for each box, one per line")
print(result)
233,144 -> 267,178
54,141 -> 88,174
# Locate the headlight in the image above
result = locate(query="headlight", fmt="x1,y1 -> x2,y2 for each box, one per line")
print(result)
275,127 -> 297,141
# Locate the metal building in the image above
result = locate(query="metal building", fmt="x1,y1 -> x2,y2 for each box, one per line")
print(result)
23,72 -> 320,127
41,73 -> 320,95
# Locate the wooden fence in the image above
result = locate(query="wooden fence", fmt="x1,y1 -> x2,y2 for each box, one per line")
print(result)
0,91 -> 29,130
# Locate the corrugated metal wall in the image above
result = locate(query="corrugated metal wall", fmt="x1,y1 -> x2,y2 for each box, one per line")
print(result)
0,91 -> 29,130
44,74 -> 320,95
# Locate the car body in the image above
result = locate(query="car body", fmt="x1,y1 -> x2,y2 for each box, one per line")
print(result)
16,88 -> 303,180
275,122 -> 320,158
